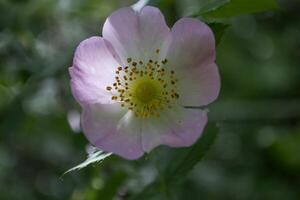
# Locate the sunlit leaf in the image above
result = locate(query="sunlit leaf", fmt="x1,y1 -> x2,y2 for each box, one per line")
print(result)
131,0 -> 151,12
63,148 -> 112,176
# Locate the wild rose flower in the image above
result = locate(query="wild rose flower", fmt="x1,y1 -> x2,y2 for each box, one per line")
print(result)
69,6 -> 220,160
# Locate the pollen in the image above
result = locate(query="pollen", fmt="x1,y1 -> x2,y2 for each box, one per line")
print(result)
106,51 -> 179,118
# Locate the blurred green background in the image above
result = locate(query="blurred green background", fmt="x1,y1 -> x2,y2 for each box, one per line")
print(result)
1,0 -> 300,199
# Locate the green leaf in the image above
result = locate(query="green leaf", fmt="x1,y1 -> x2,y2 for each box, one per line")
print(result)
202,0 -> 279,19
189,3 -> 231,46
129,123 -> 218,200
208,22 -> 231,45
164,123 -> 218,184
189,0 -> 230,17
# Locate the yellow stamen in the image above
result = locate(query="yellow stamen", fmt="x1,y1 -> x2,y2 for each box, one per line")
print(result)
106,51 -> 179,118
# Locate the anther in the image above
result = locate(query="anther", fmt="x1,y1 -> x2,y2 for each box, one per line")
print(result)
107,50 -> 179,118
112,96 -> 117,100
162,59 -> 168,64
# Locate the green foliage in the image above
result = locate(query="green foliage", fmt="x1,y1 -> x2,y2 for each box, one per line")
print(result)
129,123 -> 218,199
189,0 -> 230,17
163,123 -> 218,185
202,0 -> 279,19
208,22 -> 231,45
269,131 -> 300,171
129,182 -> 160,200
1,0 -> 300,200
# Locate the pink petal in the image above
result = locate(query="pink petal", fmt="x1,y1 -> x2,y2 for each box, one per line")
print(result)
69,36 -> 121,107
177,62 -> 221,106
81,103 -> 144,160
102,6 -> 170,63
166,18 -> 216,69
141,107 -> 208,152
164,18 -> 220,106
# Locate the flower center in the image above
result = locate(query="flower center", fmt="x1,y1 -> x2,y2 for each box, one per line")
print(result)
106,49 -> 179,118
133,79 -> 160,103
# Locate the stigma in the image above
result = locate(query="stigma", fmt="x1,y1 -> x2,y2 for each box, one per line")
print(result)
106,49 -> 179,118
